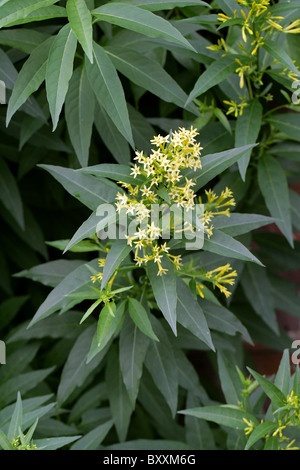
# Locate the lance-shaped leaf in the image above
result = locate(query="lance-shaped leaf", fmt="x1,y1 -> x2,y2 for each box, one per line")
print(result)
176,278 -> 214,350
240,263 -> 279,335
212,213 -> 274,237
245,421 -> 277,450
184,144 -> 257,191
6,5 -> 67,27
186,55 -> 238,105
179,406 -> 258,430
65,65 -> 95,167
34,436 -> 81,450
263,39 -> 300,79
274,349 -> 291,397
46,24 -> 77,131
0,28 -> 50,53
0,430 -> 13,450
6,37 -> 54,125
64,210 -> 116,253
235,99 -> 262,180
105,46 -> 198,114
29,259 -> 99,327
144,317 -> 178,416
80,163 -> 146,186
266,113 -> 300,143
247,368 -> 287,408
66,0 -> 93,63
0,157 -> 24,229
92,2 -> 195,51
86,42 -> 133,147
38,164 -> 118,210
0,0 -> 59,29
119,315 -> 150,406
7,392 -> 23,441
71,421 -> 113,450
203,229 -> 263,266
94,104 -> 131,165
128,298 -> 159,341
106,346 -> 133,442
101,240 -> 132,290
114,0 -> 211,10
147,258 -> 177,335
258,154 -> 293,247
97,302 -> 116,346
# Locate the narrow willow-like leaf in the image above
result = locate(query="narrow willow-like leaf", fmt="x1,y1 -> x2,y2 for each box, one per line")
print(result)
7,392 -> 23,441
128,298 -> 159,341
186,55 -> 238,105
92,3 -> 195,51
147,259 -> 177,335
247,368 -> 287,408
0,157 -> 24,229
113,0 -> 211,10
7,37 -> 54,125
267,113 -> 300,143
245,421 -> 276,450
66,0 -> 93,63
0,0 -> 59,29
179,406 -> 257,430
240,263 -> 279,335
97,302 -> 117,347
258,154 -> 293,247
5,5 -> 67,26
46,24 -> 77,130
235,99 -> 262,180
65,65 -> 95,167
263,39 -> 300,79
0,29 -> 49,53
101,240 -> 132,290
86,42 -> 134,147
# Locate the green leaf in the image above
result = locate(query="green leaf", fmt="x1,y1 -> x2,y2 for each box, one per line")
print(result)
213,213 -> 274,237
7,392 -> 23,441
65,65 -> 95,167
14,259 -> 84,288
86,42 -> 134,147
128,298 -> 159,341
119,315 -> 150,406
101,240 -> 132,290
264,436 -> 278,450
0,157 -> 24,229
64,210 -> 115,253
186,55 -> 238,105
106,345 -> 133,442
247,368 -> 287,408
46,24 -> 77,131
97,302 -> 117,346
204,229 -> 263,266
6,37 -> 54,125
176,278 -> 214,350
0,430 -> 13,450
263,39 -> 300,79
71,421 -> 113,450
258,154 -> 293,247
92,3 -> 195,52
144,317 -> 178,416
184,144 -> 257,191
94,104 -> 130,165
80,163 -> 146,185
38,164 -> 118,210
275,349 -> 291,397
0,368 -> 55,408
5,5 -> 67,26
0,0 -> 59,29
293,367 -> 300,398
88,301 -> 125,361
80,298 -> 102,325
147,258 -> 177,335
270,274 -> 300,319
34,436 -> 81,450
105,46 -> 197,113
217,352 -> 242,406
235,100 -> 262,180
28,259 -> 98,326
245,421 -> 277,450
240,264 -> 278,335
66,0 -> 93,63
179,405 -> 257,430
58,325 -> 106,405
112,0 -> 210,10
0,28 -> 49,53
266,113 -> 300,143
